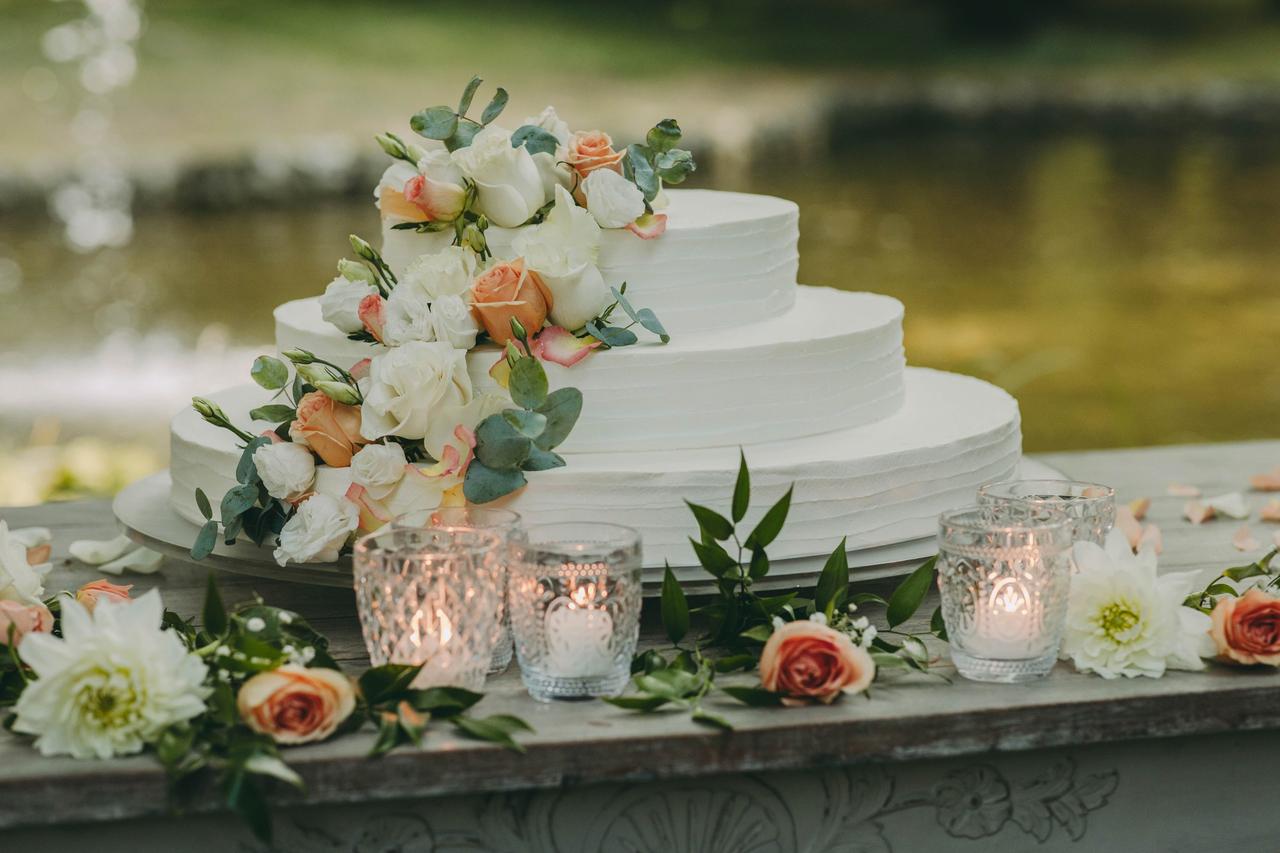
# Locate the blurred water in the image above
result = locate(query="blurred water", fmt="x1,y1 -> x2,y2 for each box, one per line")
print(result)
3,129 -> 1280,502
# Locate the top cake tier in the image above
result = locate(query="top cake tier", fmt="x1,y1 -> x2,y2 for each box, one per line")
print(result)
380,189 -> 799,335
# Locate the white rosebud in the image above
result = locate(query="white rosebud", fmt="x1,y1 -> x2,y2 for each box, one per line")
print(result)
320,274 -> 378,334
429,294 -> 481,350
451,125 -> 545,228
350,442 -> 408,500
272,494 -> 359,566
514,185 -> 610,330
252,441 -> 316,502
582,168 -> 645,229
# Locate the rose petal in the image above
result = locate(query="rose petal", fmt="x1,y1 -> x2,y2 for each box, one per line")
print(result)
489,353 -> 512,389
1128,497 -> 1151,521
1184,501 -> 1215,525
10,527 -> 51,548
1260,499 -> 1280,523
1250,473 -> 1280,491
358,294 -> 387,344
1115,506 -> 1144,550
1207,492 -> 1251,520
1233,525 -> 1262,553
26,543 -> 52,566
441,483 -> 466,507
349,357 -> 372,381
69,533 -> 135,565
99,547 -> 163,575
1139,523 -> 1163,555
533,325 -> 601,367
344,483 -> 392,532
1168,483 -> 1201,497
625,212 -> 668,239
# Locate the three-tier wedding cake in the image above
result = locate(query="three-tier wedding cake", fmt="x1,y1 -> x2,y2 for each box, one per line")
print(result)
170,80 -> 1020,575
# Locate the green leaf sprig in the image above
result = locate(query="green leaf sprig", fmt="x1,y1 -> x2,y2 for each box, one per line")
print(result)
585,283 -> 670,348
1184,547 -> 1280,613
622,119 -> 697,206
409,75 -> 508,152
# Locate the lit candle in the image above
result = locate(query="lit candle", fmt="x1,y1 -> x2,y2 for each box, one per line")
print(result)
544,578 -> 615,678
395,605 -> 459,687
967,573 -> 1040,660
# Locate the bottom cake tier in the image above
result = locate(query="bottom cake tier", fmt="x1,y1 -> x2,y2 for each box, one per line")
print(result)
170,367 -> 1020,569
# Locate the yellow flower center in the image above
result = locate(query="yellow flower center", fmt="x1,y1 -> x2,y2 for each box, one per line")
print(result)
1097,601 -> 1141,643
75,667 -> 142,730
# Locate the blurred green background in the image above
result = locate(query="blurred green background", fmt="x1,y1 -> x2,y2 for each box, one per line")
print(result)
3,0 -> 1280,504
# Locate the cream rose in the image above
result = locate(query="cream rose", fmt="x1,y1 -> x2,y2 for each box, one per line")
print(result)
253,441 -> 317,502
582,168 -> 645,229
399,245 -> 479,301
381,285 -> 437,347
0,520 -> 48,604
0,599 -> 53,647
320,274 -> 379,335
359,341 -> 475,458
272,493 -> 359,566
514,185 -> 609,329
760,619 -> 876,705
451,125 -> 545,228
429,294 -> 481,350
350,442 -> 407,500
237,664 -> 356,745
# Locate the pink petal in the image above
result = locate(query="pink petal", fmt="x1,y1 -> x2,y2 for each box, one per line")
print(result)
1138,523 -> 1163,555
1233,525 -> 1261,552
260,429 -> 284,443
625,212 -> 668,239
358,294 -> 386,344
1128,497 -> 1151,521
1184,501 -> 1215,525
1250,472 -> 1280,492
533,325 -> 601,367
454,424 -> 476,474
1261,499 -> 1280,523
1115,506 -> 1144,550
1168,483 -> 1201,497
413,446 -> 461,479
349,357 -> 373,381
345,483 -> 392,532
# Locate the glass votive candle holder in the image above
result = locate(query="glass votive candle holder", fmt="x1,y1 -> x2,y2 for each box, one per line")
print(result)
353,525 -> 503,692
937,507 -> 1074,683
977,479 -> 1116,547
508,522 -> 642,702
395,506 -> 523,675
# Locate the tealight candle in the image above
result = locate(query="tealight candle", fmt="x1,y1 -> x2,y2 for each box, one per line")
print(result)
545,584 -> 615,678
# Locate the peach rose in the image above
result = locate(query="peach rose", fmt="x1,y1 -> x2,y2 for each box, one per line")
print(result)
1210,587 -> 1280,666
237,664 -> 356,745
0,599 -> 53,646
470,258 -> 553,345
75,579 -> 133,613
760,619 -> 876,705
290,391 -> 366,468
567,130 -> 625,179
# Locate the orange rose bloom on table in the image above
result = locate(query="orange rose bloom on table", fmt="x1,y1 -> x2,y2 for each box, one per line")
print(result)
237,664 -> 356,745
0,599 -> 54,646
760,619 -> 876,705
75,579 -> 132,613
290,391 -> 366,468
470,258 -> 553,345
1210,587 -> 1280,666
567,130 -> 625,179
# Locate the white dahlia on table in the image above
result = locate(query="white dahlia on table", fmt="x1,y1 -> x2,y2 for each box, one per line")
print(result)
1060,530 -> 1213,679
12,590 -> 209,759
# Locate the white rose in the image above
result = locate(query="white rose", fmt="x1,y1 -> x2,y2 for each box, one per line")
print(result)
382,285 -> 436,347
451,125 -> 545,228
417,146 -> 466,186
522,106 -> 571,145
359,341 -> 474,457
350,442 -> 407,500
252,441 -> 316,502
429,294 -> 480,350
0,520 -> 48,604
374,161 -> 421,210
320,275 -> 379,335
532,150 -> 574,202
400,245 -> 478,301
514,185 -> 610,329
272,494 -> 359,566
582,168 -> 645,229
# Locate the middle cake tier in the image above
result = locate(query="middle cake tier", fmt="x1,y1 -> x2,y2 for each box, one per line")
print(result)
275,286 -> 907,453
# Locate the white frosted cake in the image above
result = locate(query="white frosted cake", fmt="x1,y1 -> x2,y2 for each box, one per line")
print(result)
170,100 -> 1020,572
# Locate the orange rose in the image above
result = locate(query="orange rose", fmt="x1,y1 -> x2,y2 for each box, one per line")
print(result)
1210,587 -> 1280,666
0,599 -> 53,646
75,579 -> 133,613
760,619 -> 876,705
237,664 -> 356,745
470,258 -> 553,345
567,130 -> 624,180
290,391 -> 366,468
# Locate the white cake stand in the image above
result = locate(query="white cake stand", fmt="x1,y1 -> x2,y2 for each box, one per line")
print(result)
115,459 -> 1063,595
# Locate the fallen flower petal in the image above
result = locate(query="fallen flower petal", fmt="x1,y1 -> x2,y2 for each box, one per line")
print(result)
99,547 -> 163,575
1261,499 -> 1280,523
1250,472 -> 1280,491
1116,506 -> 1144,550
1184,501 -> 1215,525
1233,525 -> 1262,553
1206,492 -> 1250,520
533,325 -> 601,367
1139,523 -> 1163,555
625,212 -> 668,239
1128,497 -> 1151,521
69,534 -> 135,565
1168,483 -> 1201,498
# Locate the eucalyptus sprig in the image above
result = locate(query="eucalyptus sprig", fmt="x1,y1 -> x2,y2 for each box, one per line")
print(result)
410,75 -> 508,152
1185,547 -> 1280,614
584,283 -> 670,348
622,119 -> 696,206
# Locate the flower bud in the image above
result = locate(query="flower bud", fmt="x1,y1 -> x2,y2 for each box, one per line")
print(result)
405,143 -> 433,164
282,348 -> 316,365
192,397 -> 226,422
374,133 -> 407,160
315,381 -> 361,406
349,234 -> 377,263
336,258 -> 375,284
509,317 -> 528,342
461,222 -> 488,254
295,363 -> 332,386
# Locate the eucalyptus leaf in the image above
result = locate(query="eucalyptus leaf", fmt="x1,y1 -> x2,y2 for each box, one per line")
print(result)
480,88 -> 509,124
587,323 -> 639,348
474,414 -> 532,469
191,520 -> 218,561
626,144 -> 659,201
220,483 -> 259,521
249,404 -> 295,423
449,119 -> 483,150
502,409 -> 547,439
611,286 -> 639,322
887,555 -> 937,628
646,118 -> 682,152
534,388 -> 583,450
686,501 -> 733,541
511,124 -> 560,156
521,446 -> 566,471
745,486 -> 793,550
508,356 -> 549,409
410,105 -> 459,140
463,460 -> 528,504
195,488 -> 213,520
235,436 -> 271,485
249,355 -> 288,390
457,76 -> 483,115
661,565 -> 690,645
654,148 -> 696,184
731,450 -> 750,523
635,308 -> 669,343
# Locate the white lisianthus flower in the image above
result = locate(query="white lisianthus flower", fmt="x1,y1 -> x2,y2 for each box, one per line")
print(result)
272,493 -> 359,566
428,294 -> 481,350
582,168 -> 645,229
522,106 -> 571,145
359,341 -> 475,457
253,441 -> 316,502
12,590 -> 209,759
350,442 -> 408,500
514,184 -> 609,329
451,125 -> 545,228
320,275 -> 379,334
1061,530 -> 1213,679
0,520 -> 49,604
382,285 -> 437,347
399,245 -> 479,301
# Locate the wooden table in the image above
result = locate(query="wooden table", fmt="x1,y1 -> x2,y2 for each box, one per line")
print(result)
5,442 -> 1280,852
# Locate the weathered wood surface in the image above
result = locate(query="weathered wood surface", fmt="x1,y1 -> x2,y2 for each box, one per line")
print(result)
2,441 -> 1280,831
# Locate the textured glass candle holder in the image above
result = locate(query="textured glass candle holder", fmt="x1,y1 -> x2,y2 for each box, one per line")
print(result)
353,525 -> 503,692
937,507 -> 1074,683
977,479 -> 1116,547
509,523 -> 642,701
395,506 -> 523,674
